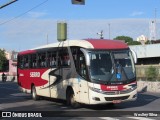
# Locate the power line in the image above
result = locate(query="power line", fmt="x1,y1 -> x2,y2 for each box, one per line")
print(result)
0,0 -> 18,9
0,0 -> 49,26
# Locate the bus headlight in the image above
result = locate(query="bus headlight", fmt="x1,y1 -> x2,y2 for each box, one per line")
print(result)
89,86 -> 102,93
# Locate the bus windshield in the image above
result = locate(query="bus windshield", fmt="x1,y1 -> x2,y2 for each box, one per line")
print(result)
89,50 -> 136,83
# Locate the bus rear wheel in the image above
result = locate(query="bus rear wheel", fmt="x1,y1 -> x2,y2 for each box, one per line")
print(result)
66,89 -> 80,108
31,85 -> 40,100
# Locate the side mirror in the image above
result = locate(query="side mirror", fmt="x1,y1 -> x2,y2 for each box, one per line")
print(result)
130,49 -> 137,63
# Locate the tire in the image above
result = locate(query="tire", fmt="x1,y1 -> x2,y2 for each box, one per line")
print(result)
66,89 -> 80,108
31,85 -> 39,100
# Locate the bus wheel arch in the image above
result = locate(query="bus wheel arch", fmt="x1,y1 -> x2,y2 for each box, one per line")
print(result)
66,86 -> 80,108
31,84 -> 40,101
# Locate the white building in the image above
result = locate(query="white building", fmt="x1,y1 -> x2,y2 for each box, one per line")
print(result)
136,35 -> 148,44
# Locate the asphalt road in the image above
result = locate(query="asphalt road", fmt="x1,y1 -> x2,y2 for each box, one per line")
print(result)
0,81 -> 160,120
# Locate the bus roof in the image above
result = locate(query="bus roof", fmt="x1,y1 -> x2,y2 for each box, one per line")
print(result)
19,39 -> 128,55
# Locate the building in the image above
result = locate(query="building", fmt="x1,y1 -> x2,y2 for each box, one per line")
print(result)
0,49 -> 18,76
136,35 -> 148,45
129,43 -> 160,65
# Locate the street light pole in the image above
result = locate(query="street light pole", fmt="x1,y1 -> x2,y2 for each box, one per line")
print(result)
108,23 -> 111,39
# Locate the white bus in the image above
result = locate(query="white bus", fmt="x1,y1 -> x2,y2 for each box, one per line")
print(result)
17,39 -> 137,108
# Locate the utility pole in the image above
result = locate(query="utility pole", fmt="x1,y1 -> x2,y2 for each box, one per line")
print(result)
46,34 -> 48,45
108,23 -> 111,39
0,0 -> 18,9
154,8 -> 157,41
149,8 -> 157,44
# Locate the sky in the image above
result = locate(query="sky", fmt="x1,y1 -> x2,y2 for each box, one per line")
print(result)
0,0 -> 160,51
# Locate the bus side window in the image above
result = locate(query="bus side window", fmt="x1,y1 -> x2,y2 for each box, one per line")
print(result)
41,54 -> 46,67
18,56 -> 24,69
57,56 -> 62,67
33,54 -> 37,68
28,55 -> 32,68
71,47 -> 79,71
47,51 -> 57,67
24,55 -> 29,69
50,57 -> 56,67
66,56 -> 71,66
62,56 -> 70,66
37,54 -> 41,68
79,56 -> 87,78
63,48 -> 70,67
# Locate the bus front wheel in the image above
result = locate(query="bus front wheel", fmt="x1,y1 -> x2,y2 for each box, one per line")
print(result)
31,85 -> 39,101
66,89 -> 80,108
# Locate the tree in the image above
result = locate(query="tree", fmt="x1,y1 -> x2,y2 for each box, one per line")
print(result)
129,41 -> 141,45
146,66 -> 158,81
0,49 -> 7,71
114,36 -> 133,43
114,35 -> 141,45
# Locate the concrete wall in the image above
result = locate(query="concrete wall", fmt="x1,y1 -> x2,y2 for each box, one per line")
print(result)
136,65 -> 160,79
137,80 -> 160,93
136,65 -> 160,93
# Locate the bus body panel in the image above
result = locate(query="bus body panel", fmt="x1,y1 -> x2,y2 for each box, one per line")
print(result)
88,82 -> 137,104
74,76 -> 90,104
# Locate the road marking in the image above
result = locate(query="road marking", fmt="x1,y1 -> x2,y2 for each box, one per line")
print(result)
0,106 -> 5,110
99,117 -> 119,120
11,93 -> 28,96
127,117 -> 156,120
61,106 -> 68,109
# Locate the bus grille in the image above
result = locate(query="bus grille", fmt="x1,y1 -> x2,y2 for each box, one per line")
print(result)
101,88 -> 135,95
105,96 -> 129,101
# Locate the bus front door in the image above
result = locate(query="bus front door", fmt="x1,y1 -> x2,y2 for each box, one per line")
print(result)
78,76 -> 89,104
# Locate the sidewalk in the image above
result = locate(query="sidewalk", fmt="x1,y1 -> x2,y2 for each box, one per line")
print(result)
0,75 -> 17,82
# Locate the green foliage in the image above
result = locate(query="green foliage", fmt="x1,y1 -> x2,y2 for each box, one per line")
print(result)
145,66 -> 158,81
0,49 -> 7,71
114,35 -> 141,45
129,41 -> 141,45
114,35 -> 133,43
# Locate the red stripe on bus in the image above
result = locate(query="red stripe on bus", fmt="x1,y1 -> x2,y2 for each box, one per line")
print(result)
101,84 -> 125,91
18,50 -> 36,55
86,39 -> 128,49
100,81 -> 136,91
18,69 -> 48,89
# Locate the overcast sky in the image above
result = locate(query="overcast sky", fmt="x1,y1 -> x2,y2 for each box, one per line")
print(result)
0,0 -> 159,51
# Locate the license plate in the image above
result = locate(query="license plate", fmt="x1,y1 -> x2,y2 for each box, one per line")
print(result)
112,100 -> 121,103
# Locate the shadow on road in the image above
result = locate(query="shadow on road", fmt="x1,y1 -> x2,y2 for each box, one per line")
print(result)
75,92 -> 160,110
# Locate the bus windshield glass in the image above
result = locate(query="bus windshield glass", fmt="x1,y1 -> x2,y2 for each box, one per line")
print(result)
89,50 -> 135,83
